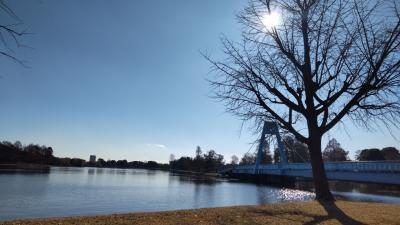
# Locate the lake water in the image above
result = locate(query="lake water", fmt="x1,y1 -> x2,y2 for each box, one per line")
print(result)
1,167 -> 400,221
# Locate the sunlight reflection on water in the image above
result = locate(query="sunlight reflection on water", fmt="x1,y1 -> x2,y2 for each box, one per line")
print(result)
277,188 -> 316,202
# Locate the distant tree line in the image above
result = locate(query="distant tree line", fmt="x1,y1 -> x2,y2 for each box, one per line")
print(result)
169,146 -> 224,172
356,147 -> 400,161
2,140 -> 399,172
0,140 -> 168,169
230,136 -> 399,165
87,158 -> 169,170
1,141 -> 56,165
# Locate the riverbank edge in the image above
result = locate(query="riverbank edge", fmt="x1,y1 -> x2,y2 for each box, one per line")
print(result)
0,163 -> 50,173
0,164 -> 224,176
2,200 -> 399,225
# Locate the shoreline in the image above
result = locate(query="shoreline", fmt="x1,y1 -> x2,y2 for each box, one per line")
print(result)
0,164 -> 222,176
0,163 -> 50,173
2,200 -> 399,225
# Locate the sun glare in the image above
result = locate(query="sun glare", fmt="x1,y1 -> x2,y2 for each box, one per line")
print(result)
261,11 -> 280,30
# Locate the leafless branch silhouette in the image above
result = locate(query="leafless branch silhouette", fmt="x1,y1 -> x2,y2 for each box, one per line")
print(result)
206,0 -> 400,200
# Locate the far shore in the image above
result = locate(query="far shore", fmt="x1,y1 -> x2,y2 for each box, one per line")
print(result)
0,164 -> 223,177
2,200 -> 399,225
0,163 -> 50,173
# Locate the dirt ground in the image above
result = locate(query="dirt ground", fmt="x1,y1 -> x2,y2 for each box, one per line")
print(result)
2,200 -> 400,225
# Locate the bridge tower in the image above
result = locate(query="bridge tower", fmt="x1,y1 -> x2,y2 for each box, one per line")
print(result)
254,121 -> 288,173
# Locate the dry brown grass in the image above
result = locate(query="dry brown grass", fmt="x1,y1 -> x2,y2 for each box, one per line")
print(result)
2,200 -> 399,225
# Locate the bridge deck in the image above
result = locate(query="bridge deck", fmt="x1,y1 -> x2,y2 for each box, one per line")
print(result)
223,161 -> 400,185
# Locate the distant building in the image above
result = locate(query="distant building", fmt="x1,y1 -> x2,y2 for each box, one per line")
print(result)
89,155 -> 96,163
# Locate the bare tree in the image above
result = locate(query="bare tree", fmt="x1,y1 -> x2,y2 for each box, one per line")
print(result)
207,0 -> 400,200
0,0 -> 28,64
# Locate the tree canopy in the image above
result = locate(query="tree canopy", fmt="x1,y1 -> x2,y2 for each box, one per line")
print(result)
356,147 -> 400,161
322,139 -> 349,162
169,147 -> 225,172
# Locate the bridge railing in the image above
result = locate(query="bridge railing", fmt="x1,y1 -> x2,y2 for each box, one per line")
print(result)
324,161 -> 400,173
231,161 -> 400,174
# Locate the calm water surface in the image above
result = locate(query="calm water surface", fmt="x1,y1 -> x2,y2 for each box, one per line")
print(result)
1,167 -> 399,221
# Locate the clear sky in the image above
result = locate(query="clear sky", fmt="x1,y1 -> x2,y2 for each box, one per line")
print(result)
0,0 -> 399,163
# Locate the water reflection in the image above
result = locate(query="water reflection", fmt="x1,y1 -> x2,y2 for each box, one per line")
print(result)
96,168 -> 104,174
277,188 -> 315,202
0,167 -> 399,221
293,180 -> 400,198
169,172 -> 224,185
115,169 -> 127,175
255,185 -> 270,204
146,170 -> 156,176
88,168 -> 95,175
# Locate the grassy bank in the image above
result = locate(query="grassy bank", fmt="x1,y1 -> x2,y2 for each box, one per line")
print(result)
2,200 -> 399,225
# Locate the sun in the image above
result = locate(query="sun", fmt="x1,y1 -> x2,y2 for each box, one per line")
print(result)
261,11 -> 281,30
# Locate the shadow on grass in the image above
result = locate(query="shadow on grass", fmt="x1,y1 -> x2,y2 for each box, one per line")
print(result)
304,200 -> 366,225
248,200 -> 366,225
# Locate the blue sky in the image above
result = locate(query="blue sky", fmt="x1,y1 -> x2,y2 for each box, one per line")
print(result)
0,0 -> 398,162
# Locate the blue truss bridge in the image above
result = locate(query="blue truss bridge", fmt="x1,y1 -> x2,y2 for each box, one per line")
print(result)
220,121 -> 400,185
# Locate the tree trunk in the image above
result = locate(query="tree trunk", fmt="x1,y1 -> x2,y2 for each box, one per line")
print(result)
308,134 -> 334,201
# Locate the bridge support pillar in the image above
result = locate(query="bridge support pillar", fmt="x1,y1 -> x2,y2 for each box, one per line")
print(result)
254,121 -> 288,174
